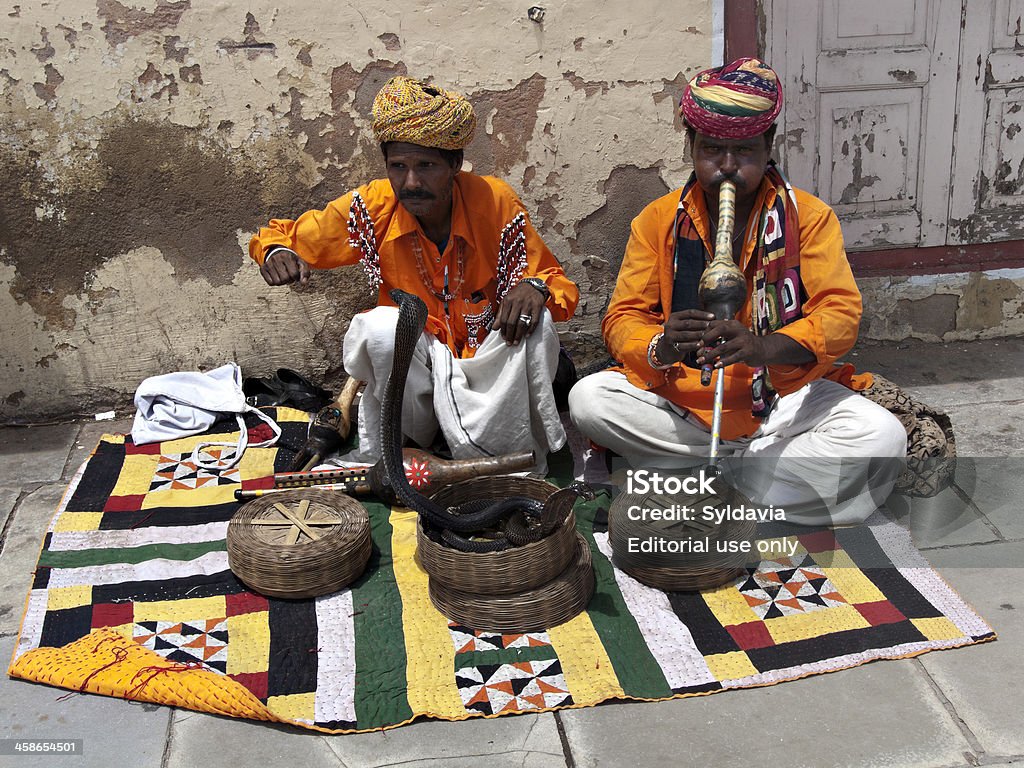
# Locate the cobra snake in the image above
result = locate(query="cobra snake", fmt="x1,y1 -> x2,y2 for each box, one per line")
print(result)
379,289 -> 593,552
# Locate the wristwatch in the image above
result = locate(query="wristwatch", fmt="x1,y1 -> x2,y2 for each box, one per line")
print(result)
520,277 -> 550,300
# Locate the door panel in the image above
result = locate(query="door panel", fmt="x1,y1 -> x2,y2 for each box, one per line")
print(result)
948,0 -> 1024,243
766,0 -> 961,250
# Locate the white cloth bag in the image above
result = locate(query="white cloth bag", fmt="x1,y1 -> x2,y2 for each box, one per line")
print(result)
131,362 -> 281,469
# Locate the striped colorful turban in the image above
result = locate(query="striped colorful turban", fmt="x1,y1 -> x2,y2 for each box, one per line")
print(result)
679,58 -> 782,139
371,76 -> 477,150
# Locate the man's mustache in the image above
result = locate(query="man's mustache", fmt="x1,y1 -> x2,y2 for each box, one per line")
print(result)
400,190 -> 436,201
713,174 -> 743,190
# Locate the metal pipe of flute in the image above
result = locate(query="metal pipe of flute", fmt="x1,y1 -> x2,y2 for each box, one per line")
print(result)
697,179 -> 743,467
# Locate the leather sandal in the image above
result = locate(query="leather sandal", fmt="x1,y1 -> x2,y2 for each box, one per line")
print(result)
274,368 -> 333,411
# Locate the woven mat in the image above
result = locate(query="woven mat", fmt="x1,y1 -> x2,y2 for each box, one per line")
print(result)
8,408 -> 995,732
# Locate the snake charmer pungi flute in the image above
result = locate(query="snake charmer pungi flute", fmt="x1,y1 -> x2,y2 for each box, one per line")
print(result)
234,449 -> 537,501
697,179 -> 747,472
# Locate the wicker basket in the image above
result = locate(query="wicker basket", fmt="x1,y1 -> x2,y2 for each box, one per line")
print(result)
227,489 -> 372,599
428,534 -> 595,632
608,474 -> 757,592
418,476 -> 578,594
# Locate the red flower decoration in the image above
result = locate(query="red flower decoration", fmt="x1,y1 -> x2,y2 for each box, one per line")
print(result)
406,458 -> 432,489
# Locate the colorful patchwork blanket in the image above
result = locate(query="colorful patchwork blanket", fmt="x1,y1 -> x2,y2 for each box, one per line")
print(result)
8,408 -> 995,732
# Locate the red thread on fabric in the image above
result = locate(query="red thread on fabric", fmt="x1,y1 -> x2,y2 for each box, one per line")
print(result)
77,642 -> 130,693
129,511 -> 156,530
125,661 -> 205,701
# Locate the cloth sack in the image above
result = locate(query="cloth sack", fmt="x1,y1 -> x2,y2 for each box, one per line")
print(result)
132,363 -> 281,469
858,374 -> 956,497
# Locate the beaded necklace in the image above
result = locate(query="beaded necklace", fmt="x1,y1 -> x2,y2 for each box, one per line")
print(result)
411,236 -> 467,315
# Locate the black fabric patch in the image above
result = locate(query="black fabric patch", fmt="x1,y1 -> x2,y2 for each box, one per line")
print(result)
267,600 -> 319,697
667,590 -> 739,656
38,605 -> 93,649
91,571 -> 245,604
65,441 -> 125,512
745,620 -> 926,673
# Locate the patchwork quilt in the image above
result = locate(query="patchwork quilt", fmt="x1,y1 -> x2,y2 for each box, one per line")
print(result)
8,408 -> 995,732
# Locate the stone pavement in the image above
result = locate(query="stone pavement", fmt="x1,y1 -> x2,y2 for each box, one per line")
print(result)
0,338 -> 1021,768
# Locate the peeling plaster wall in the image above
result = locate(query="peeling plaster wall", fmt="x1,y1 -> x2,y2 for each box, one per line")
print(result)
3,4 -> 1020,422
0,0 -> 710,419
859,269 -> 1024,343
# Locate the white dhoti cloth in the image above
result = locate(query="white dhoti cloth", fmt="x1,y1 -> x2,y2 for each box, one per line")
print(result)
342,306 -> 565,472
569,370 -> 907,526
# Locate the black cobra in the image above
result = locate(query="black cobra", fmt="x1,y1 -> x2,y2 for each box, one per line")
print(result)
379,289 -> 593,552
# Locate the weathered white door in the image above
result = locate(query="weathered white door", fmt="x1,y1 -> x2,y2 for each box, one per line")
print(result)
948,0 -> 1024,245
765,0 -> 962,250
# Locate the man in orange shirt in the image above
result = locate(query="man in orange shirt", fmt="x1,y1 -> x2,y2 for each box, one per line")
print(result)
569,58 -> 905,524
251,76 -> 578,469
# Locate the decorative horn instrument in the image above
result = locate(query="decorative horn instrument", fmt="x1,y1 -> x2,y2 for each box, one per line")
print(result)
234,449 -> 536,501
697,179 -> 746,469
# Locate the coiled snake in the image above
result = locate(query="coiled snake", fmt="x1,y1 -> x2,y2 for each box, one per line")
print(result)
379,289 -> 592,552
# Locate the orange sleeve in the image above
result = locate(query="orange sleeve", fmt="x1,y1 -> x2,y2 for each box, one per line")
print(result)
769,192 -> 863,392
601,200 -> 673,388
247,190 -> 358,268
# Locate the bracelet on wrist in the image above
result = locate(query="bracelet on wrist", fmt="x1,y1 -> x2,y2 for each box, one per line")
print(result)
647,332 -> 673,370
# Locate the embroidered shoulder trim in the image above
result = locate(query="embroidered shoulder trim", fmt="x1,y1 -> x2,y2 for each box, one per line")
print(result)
495,212 -> 528,302
347,192 -> 381,292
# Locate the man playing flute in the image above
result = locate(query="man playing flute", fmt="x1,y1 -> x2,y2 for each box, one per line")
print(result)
569,58 -> 906,525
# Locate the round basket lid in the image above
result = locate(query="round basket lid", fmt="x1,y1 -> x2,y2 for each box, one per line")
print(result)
227,489 -> 371,599
607,471 -> 758,577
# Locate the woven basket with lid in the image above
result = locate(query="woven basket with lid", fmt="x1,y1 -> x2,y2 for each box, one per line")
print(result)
227,488 -> 371,599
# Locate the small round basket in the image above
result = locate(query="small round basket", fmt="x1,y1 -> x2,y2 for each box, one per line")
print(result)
428,533 -> 594,632
227,489 -> 371,599
417,476 -> 578,594
608,474 -> 757,592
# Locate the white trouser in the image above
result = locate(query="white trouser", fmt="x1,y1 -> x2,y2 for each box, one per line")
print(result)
568,370 -> 907,526
342,306 -> 566,472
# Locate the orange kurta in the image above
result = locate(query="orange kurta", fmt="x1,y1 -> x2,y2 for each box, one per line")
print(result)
250,172 -> 578,357
603,178 -> 863,440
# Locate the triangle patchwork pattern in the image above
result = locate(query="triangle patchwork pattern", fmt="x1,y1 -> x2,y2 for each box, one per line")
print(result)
739,554 -> 847,620
448,623 -> 553,654
132,617 -> 229,673
455,658 -> 572,715
149,452 -> 241,492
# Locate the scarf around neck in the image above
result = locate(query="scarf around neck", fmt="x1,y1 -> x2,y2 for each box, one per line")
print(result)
670,162 -> 803,418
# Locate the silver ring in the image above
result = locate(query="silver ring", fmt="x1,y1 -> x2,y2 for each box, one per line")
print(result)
519,313 -> 532,326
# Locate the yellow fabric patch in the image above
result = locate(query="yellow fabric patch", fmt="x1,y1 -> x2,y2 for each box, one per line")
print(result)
912,617 -> 964,642
390,509 -> 465,719
765,604 -> 870,644
548,612 -> 624,702
703,582 -> 759,626
273,407 -> 312,424
52,512 -> 103,532
47,586 -> 92,611
8,629 -> 284,723
237,447 -> 276,484
142,485 -> 238,509
133,596 -> 226,623
110,455 -> 160,497
109,623 -> 134,641
819,552 -> 886,604
226,611 -> 270,675
704,651 -> 758,681
266,693 -> 315,722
